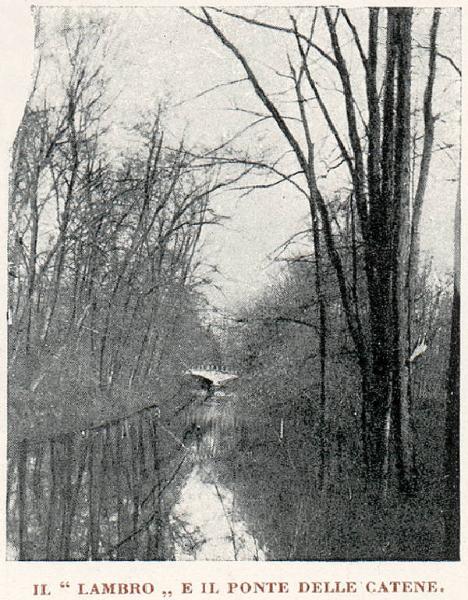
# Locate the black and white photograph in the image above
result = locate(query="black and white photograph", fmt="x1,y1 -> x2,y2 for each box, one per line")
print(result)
5,3 -> 461,563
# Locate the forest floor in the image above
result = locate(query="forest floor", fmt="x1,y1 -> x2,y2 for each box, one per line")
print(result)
170,438 -> 266,560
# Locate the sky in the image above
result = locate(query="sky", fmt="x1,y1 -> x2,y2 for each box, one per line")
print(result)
23,6 -> 463,313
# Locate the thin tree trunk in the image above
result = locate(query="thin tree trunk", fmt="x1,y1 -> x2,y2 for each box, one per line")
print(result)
65,437 -> 89,560
88,435 -> 99,560
115,424 -> 125,559
60,435 -> 73,559
17,440 -> 28,560
404,10 -> 440,489
46,440 -> 58,560
310,208 -> 327,490
292,66 -> 328,489
444,173 -> 460,559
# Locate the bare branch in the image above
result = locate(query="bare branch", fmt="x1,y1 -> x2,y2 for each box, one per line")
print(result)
340,9 -> 368,70
207,6 -> 338,67
172,77 -> 249,108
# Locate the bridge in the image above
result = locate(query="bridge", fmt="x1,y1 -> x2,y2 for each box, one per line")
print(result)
184,366 -> 239,388
183,366 -> 239,458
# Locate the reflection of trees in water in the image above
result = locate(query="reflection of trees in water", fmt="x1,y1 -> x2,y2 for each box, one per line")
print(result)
170,513 -> 206,559
184,395 -> 236,458
171,465 -> 266,560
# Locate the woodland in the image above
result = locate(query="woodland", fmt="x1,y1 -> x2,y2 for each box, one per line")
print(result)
7,6 -> 460,560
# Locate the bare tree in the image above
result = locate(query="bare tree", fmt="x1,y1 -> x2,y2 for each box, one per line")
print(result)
185,6 -> 446,495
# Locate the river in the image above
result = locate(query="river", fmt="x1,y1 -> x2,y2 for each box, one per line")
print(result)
170,444 -> 266,560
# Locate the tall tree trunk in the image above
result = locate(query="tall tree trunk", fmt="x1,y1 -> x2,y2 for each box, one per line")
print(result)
294,71 -> 328,491
364,8 -> 398,489
401,9 -> 440,495
389,9 -> 416,496
444,175 -> 460,559
312,210 -> 327,491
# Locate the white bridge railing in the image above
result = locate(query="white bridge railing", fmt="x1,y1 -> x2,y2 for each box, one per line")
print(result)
187,365 -> 239,375
184,366 -> 239,387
